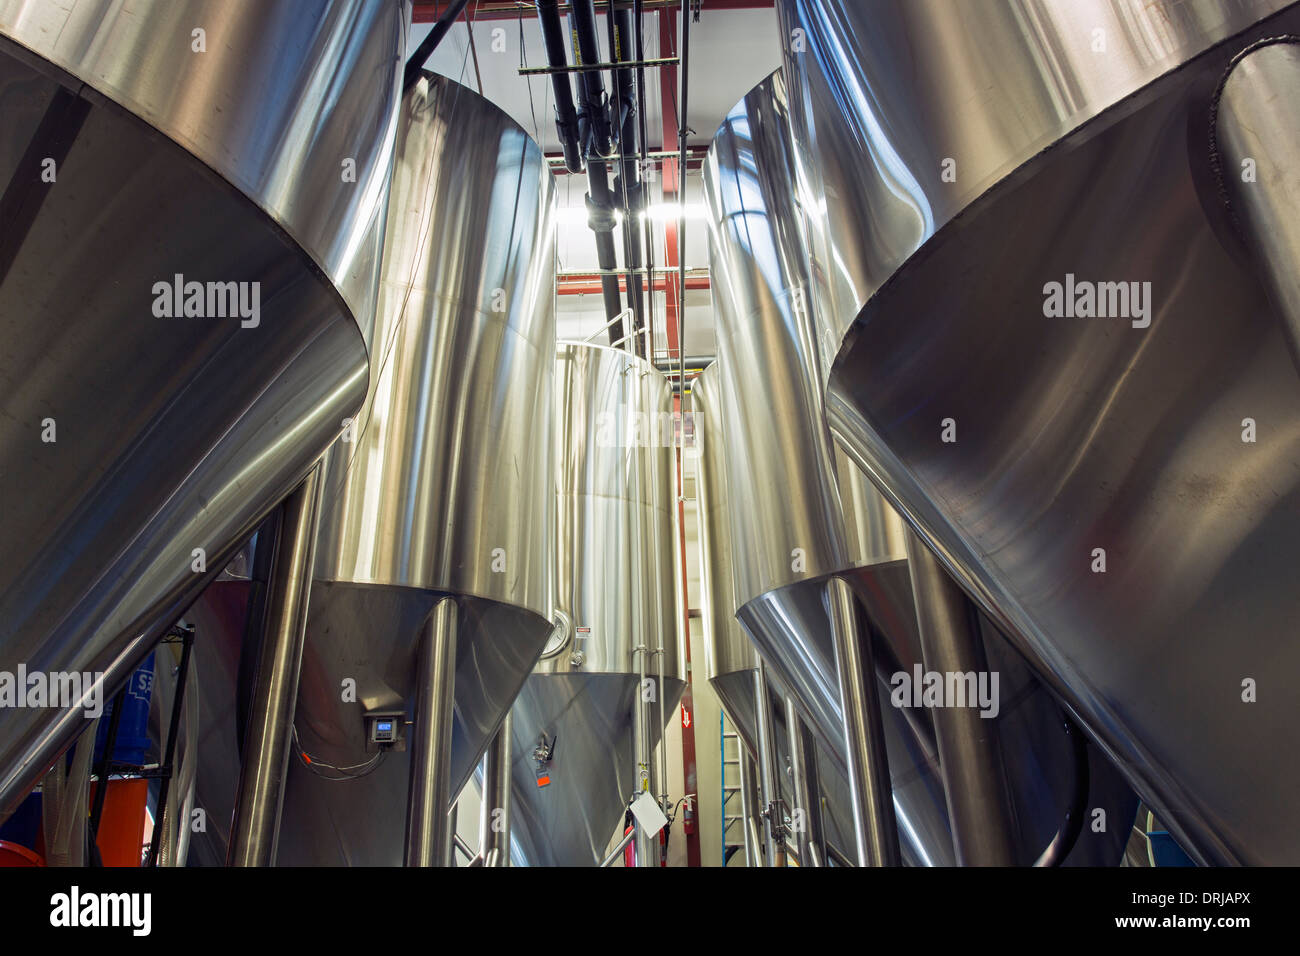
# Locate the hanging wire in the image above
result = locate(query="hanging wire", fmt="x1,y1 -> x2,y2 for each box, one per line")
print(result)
292,724 -> 388,781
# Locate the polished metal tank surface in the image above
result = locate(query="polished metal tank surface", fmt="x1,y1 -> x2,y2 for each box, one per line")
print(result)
694,363 -> 857,863
776,0 -> 1295,384
693,364 -> 754,727
703,73 -> 1136,866
0,1 -> 403,814
703,70 -> 861,752
696,360 -> 950,865
271,72 -> 558,865
783,0 -> 1300,862
0,0 -> 404,336
703,74 -> 955,865
507,343 -> 683,867
1214,38 -> 1300,366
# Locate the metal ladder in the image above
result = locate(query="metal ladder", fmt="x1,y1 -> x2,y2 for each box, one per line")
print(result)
719,712 -> 748,866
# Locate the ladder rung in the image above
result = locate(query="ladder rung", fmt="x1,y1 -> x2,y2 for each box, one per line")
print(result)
721,713 -> 748,865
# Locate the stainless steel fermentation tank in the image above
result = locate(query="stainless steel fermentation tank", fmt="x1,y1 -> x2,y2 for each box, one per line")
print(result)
282,70 -> 558,866
507,342 -> 684,867
181,71 -> 559,865
694,363 -> 860,866
699,359 -> 1078,868
0,0 -> 404,816
779,0 -> 1300,863
701,71 -> 1136,866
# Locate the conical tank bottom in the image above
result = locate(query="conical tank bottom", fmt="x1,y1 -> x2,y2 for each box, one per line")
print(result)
0,41 -> 369,812
822,7 -> 1300,862
739,561 -> 1135,865
508,672 -> 685,867
270,582 -> 551,865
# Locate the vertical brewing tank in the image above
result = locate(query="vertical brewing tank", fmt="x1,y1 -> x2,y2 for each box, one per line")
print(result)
704,70 -> 1136,866
0,0 -> 404,814
270,72 -> 558,865
780,0 -> 1300,863
694,362 -> 859,865
506,342 -> 684,867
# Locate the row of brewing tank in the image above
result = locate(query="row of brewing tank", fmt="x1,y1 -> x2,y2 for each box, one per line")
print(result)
3,0 -> 1300,866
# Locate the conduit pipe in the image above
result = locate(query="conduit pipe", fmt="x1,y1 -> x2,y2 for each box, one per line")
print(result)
536,0 -> 624,342
611,7 -> 647,355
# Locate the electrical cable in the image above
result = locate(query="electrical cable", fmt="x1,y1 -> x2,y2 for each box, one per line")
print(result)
292,724 -> 387,781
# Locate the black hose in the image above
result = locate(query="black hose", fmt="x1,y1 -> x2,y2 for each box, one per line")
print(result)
536,0 -> 585,173
537,1 -> 623,340
569,0 -> 614,157
1033,710 -> 1090,866
585,163 -> 626,338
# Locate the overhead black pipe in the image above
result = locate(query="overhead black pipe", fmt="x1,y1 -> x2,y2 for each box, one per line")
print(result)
537,0 -> 625,345
403,0 -> 471,91
537,0 -> 585,173
611,6 -> 646,356
569,0 -> 614,158
570,0 -> 626,345
606,9 -> 634,142
584,165 -> 626,342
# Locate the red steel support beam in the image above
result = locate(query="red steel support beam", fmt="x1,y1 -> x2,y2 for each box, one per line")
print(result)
558,274 -> 709,295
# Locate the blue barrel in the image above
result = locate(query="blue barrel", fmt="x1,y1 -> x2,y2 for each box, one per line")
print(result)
94,653 -> 155,767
